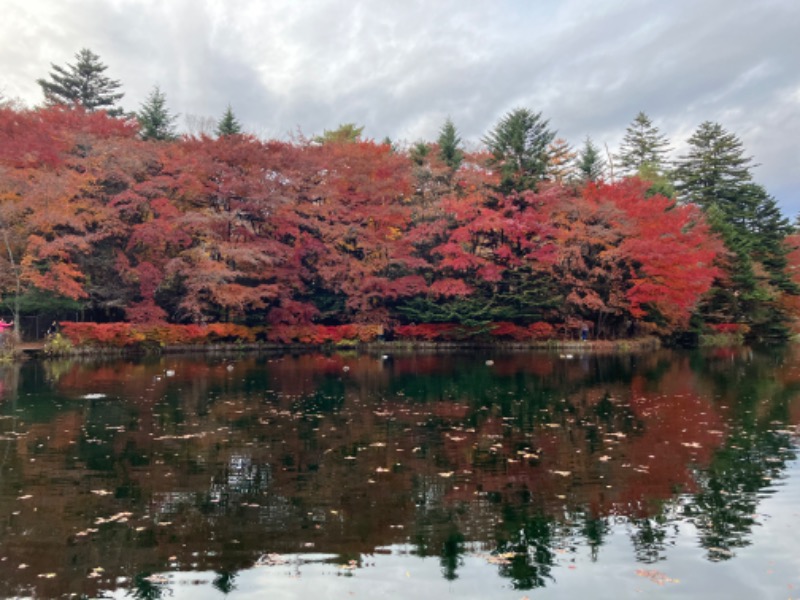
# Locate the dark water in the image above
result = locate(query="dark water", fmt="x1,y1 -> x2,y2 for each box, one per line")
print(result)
1,347 -> 799,599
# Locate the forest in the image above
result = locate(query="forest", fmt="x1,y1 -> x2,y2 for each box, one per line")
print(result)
1,49 -> 799,346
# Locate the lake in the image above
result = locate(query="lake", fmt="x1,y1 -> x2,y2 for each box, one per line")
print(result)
1,347 -> 799,599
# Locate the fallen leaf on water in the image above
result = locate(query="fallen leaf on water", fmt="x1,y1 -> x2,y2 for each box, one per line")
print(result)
438,472 -> 454,478
636,569 -> 679,585
551,470 -> 572,477
256,553 -> 286,566
37,573 -> 57,579
91,490 -> 113,496
17,495 -> 32,500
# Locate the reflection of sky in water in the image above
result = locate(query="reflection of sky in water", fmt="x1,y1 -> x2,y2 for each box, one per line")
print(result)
109,462 -> 800,600
105,458 -> 800,600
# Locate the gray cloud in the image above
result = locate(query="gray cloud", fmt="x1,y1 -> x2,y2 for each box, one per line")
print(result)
2,0 -> 798,212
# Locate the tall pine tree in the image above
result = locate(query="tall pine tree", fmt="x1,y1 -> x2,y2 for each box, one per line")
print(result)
676,122 -> 795,338
37,48 -> 124,116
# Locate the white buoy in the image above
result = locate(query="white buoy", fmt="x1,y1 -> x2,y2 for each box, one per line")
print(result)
381,354 -> 390,361
485,359 -> 494,366
165,369 -> 175,377
343,365 -> 350,372
226,364 -> 234,372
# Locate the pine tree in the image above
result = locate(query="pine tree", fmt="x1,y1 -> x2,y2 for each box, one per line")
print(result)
482,108 -> 556,193
674,121 -> 753,211
676,122 -> 796,338
216,105 -> 243,137
137,86 -> 178,141
437,118 -> 464,171
37,48 -> 124,116
617,112 -> 671,176
575,137 -> 605,182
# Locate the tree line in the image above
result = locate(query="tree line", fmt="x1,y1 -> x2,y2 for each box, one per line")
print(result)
1,48 -> 797,343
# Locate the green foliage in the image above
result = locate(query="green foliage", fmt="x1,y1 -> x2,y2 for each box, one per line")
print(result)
396,272 -> 560,329
437,118 -> 464,171
0,289 -> 83,314
37,48 -> 125,116
638,163 -> 675,198
482,108 -> 556,193
216,105 -> 243,137
676,122 -> 796,338
43,332 -> 74,356
575,137 -> 605,182
314,123 -> 364,144
675,121 -> 752,210
410,141 -> 431,166
616,112 -> 671,176
137,86 -> 178,141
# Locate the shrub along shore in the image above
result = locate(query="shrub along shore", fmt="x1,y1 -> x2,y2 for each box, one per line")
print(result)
16,321 -> 663,358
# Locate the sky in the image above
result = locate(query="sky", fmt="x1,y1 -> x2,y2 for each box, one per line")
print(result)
2,0 -> 799,214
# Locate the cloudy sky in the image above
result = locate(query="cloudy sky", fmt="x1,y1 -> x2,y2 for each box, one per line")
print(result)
2,0 -> 799,213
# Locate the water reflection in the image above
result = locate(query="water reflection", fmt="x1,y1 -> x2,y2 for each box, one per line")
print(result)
0,347 -> 799,597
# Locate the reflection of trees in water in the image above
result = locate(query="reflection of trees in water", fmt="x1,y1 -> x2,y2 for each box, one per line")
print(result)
1,349 -> 799,597
682,346 -> 800,561
212,570 -> 237,594
687,429 -> 796,561
628,516 -> 674,563
494,510 -> 556,590
126,573 -> 171,599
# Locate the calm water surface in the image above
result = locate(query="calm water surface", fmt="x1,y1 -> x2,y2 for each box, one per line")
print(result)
1,347 -> 799,599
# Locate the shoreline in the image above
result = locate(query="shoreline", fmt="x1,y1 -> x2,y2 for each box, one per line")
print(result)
7,336 -> 663,360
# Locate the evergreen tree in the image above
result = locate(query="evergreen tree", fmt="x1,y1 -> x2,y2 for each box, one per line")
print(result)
617,112 -> 671,176
575,137 -> 605,182
216,105 -> 243,137
37,48 -> 124,116
482,108 -> 556,193
437,118 -> 464,171
674,121 -> 753,210
137,86 -> 178,141
677,122 -> 796,338
410,141 -> 431,166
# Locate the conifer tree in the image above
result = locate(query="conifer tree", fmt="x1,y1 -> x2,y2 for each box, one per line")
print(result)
216,105 -> 243,137
483,108 -> 556,193
677,121 -> 796,338
137,86 -> 178,141
437,118 -> 464,171
674,121 -> 753,211
37,48 -> 124,116
617,112 -> 671,176
575,137 -> 605,182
